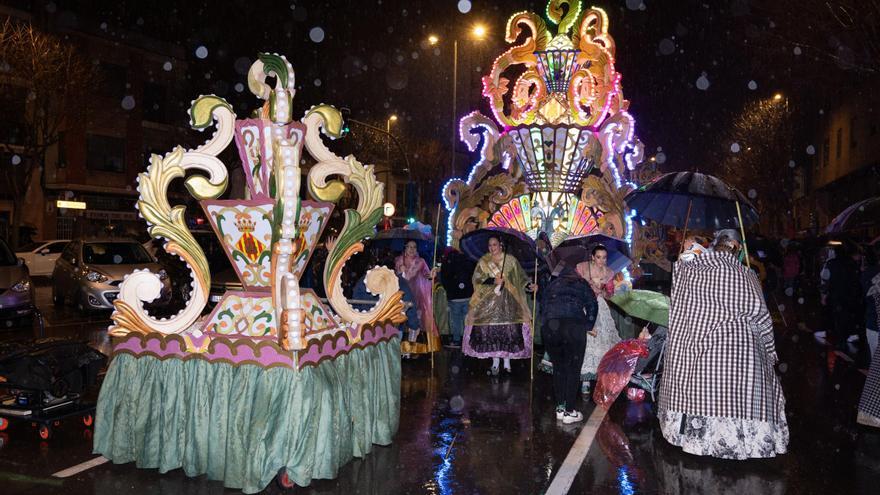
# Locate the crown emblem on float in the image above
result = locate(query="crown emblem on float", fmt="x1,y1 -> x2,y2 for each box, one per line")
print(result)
234,212 -> 256,233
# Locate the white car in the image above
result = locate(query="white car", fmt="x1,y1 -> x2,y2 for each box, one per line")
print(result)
15,240 -> 70,276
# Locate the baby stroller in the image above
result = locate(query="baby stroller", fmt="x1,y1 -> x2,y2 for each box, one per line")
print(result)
626,325 -> 666,402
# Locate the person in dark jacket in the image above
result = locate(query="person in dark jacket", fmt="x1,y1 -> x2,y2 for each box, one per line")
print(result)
824,243 -> 865,357
440,248 -> 476,347
540,261 -> 599,424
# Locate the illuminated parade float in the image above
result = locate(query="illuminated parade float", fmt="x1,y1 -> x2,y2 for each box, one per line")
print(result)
93,54 -> 406,493
443,0 -> 665,267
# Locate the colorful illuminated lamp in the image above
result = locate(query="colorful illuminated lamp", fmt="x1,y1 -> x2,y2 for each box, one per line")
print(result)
442,1 -> 645,252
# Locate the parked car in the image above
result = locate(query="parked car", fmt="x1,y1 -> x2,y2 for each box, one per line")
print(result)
52,239 -> 170,313
0,238 -> 35,327
14,240 -> 70,277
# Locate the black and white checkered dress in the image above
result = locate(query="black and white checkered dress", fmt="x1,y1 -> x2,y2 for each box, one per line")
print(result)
658,251 -> 789,459
858,345 -> 880,428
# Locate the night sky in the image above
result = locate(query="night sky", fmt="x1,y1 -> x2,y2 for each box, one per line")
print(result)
37,0 -> 875,181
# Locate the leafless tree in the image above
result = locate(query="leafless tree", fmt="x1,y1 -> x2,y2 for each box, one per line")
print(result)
716,95 -> 795,234
0,18 -> 96,247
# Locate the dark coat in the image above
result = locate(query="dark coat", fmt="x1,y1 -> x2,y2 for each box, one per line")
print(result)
440,250 -> 476,300
539,265 -> 598,327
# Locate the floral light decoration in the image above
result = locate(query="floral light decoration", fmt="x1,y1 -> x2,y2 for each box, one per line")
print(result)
443,0 -> 646,254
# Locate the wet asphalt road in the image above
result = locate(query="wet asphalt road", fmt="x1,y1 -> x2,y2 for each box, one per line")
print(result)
1,279 -> 879,494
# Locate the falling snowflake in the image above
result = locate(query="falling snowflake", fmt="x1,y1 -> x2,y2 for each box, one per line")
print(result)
797,297 -> 804,305
626,0 -> 644,10
655,152 -> 667,164
784,287 -> 794,297
234,57 -> 251,75
748,189 -> 757,199
121,95 -> 136,110
778,362 -> 788,373
806,145 -> 816,155
747,80 -> 757,90
659,38 -> 675,55
234,83 -> 244,93
696,72 -> 710,90
100,22 -> 108,31
161,61 -> 173,72
778,304 -> 786,312
457,0 -> 472,14
314,78 -> 322,87
10,154 -> 21,165
793,46 -> 802,55
195,46 -> 208,59
731,142 -> 741,153
788,160 -> 796,168
450,395 -> 465,411
309,27 -> 325,43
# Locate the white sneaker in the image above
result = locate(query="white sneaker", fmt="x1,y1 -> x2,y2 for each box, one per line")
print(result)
562,410 -> 584,424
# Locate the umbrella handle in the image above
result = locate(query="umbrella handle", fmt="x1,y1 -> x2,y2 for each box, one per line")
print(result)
431,204 -> 441,269
680,199 -> 693,254
735,200 -> 751,269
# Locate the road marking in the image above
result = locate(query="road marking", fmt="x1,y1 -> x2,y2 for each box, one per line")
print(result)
52,456 -> 108,478
545,406 -> 608,495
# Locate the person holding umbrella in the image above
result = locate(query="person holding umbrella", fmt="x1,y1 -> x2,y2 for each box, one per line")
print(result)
396,239 -> 440,354
576,244 -> 622,394
462,234 -> 535,375
658,229 -> 789,459
540,251 -> 598,423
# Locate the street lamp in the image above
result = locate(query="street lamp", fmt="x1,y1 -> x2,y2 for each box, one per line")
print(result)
386,114 -> 399,184
428,24 -> 487,179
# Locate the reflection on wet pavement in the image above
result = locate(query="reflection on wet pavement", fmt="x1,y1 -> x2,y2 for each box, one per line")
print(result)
1,280 -> 879,494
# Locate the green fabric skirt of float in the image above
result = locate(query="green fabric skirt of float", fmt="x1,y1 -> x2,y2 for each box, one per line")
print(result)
93,338 -> 401,494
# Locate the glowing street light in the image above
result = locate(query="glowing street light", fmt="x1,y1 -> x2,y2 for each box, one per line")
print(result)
426,25 -> 488,176
773,93 -> 783,101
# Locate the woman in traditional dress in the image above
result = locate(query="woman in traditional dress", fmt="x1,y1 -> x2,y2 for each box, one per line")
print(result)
577,244 -> 621,394
463,235 -> 534,375
396,240 -> 439,355
659,229 -> 789,459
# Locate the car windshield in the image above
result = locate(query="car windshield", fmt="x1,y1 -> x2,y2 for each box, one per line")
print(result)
83,242 -> 153,265
0,239 -> 16,266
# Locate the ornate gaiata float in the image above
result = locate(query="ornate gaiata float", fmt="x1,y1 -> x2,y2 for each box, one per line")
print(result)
93,53 -> 406,493
443,0 -> 667,269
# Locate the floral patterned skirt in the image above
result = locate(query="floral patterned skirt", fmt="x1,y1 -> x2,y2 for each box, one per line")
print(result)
658,408 -> 789,460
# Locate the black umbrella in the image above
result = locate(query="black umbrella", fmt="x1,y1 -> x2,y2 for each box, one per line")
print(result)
625,171 -> 758,267
555,234 -> 632,274
459,227 -> 540,273
625,172 -> 759,231
369,228 -> 433,259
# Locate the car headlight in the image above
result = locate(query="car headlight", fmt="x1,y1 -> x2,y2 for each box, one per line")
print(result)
11,279 -> 30,293
158,269 -> 168,281
85,271 -> 108,283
